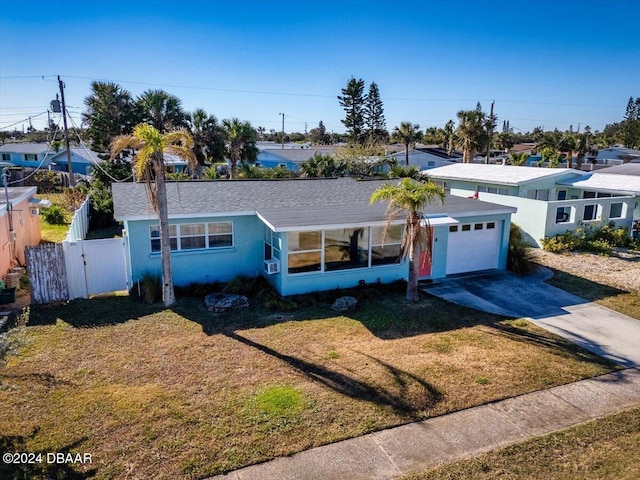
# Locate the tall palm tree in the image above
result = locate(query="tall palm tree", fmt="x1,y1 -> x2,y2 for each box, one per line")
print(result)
188,109 -> 225,177
391,122 -> 422,166
137,89 -> 188,132
222,118 -> 258,179
456,110 -> 486,163
370,178 -> 446,303
110,123 -> 196,307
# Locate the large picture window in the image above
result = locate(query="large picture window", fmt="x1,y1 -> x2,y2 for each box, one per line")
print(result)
150,222 -> 232,252
371,225 -> 402,266
287,225 -> 403,274
324,228 -> 369,271
288,231 -> 322,274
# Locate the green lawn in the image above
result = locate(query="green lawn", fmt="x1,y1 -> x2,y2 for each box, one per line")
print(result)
0,285 -> 617,479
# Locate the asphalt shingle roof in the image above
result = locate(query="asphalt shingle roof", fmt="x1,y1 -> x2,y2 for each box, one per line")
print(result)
112,178 -> 515,230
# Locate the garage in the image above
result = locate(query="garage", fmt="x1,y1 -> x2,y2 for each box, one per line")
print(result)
446,220 -> 502,275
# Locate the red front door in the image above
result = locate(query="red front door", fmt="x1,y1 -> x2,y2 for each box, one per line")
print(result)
418,227 -> 433,278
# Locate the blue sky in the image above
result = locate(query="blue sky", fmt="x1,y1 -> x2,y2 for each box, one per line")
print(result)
1,0 -> 638,135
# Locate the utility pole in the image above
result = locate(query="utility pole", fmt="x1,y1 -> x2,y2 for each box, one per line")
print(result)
279,113 -> 285,149
58,75 -> 75,186
486,100 -> 495,163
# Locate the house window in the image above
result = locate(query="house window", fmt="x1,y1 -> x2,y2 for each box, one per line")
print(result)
474,223 -> 483,230
487,187 -> 498,194
526,189 -> 549,201
486,222 -> 496,229
150,225 -> 177,252
427,161 -> 435,167
555,206 -> 572,224
609,203 -> 624,219
461,224 -> 471,231
476,186 -> 487,193
498,188 -> 510,196
583,191 -> 596,199
208,222 -> 233,248
1,153 -> 9,161
24,153 -> 37,161
449,225 -> 458,232
557,190 -> 567,200
149,222 -> 232,253
371,225 -> 402,266
583,204 -> 599,222
288,231 -> 322,274
324,228 -> 369,271
597,192 -> 612,198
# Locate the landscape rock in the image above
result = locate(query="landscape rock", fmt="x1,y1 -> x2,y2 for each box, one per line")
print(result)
204,293 -> 249,313
332,296 -> 358,312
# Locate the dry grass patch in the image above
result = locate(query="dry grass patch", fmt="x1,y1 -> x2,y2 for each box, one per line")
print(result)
0,293 -> 616,479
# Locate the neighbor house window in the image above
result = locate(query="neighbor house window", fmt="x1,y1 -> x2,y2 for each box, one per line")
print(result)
324,228 -> 369,271
150,222 -> 232,253
1,153 -> 9,161
461,224 -> 471,231
557,190 -> 567,200
288,231 -> 322,274
583,191 -> 596,199
555,206 -> 571,224
583,204 -> 599,221
609,203 -> 624,219
24,153 -> 37,161
498,188 -> 510,196
526,189 -> 549,201
371,225 -> 402,266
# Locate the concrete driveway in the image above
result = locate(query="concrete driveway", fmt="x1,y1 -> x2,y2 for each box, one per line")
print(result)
423,268 -> 640,367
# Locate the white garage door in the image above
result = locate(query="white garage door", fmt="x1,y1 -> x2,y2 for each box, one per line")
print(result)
446,221 -> 501,275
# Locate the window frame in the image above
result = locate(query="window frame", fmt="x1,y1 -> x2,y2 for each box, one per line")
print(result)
609,202 -> 624,219
149,221 -> 233,253
555,206 -> 572,224
582,204 -> 599,222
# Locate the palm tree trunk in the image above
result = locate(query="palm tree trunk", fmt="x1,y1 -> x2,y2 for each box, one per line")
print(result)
405,144 -> 410,166
407,248 -> 420,303
154,159 -> 177,307
406,216 -> 420,302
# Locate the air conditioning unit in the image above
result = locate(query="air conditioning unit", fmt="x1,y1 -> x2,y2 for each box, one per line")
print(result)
264,258 -> 280,275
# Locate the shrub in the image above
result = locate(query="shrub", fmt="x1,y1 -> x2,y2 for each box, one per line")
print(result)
507,224 -> 537,275
41,204 -> 67,225
542,222 -> 633,255
138,272 -> 162,304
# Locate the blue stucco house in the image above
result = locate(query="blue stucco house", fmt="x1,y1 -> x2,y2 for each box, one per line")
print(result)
112,178 -> 516,296
426,163 -> 639,246
0,142 -> 100,176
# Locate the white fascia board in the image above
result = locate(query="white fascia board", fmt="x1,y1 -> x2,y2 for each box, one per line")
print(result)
420,216 -> 458,227
449,207 -> 518,218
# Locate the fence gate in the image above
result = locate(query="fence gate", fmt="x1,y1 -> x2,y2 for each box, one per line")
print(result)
25,243 -> 69,304
63,238 -> 128,300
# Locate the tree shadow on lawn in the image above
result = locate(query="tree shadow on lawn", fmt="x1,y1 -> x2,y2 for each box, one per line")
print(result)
26,296 -> 163,328
0,429 -> 97,479
541,266 -> 633,303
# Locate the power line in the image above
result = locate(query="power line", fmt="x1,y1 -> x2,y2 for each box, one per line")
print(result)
0,111 -> 48,129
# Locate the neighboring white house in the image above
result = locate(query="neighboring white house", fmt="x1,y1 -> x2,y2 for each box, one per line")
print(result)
426,163 -> 638,246
389,149 -> 458,170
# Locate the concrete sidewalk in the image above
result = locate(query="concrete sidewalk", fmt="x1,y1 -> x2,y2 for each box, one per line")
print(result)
210,368 -> 640,480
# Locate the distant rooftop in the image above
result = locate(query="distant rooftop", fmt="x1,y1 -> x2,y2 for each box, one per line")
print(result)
425,163 -> 584,185
558,172 -> 640,195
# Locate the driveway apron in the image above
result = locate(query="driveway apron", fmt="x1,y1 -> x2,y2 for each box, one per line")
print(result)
423,268 -> 640,367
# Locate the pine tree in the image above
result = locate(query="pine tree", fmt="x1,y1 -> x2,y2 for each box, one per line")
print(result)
338,77 -> 367,144
622,96 -> 640,148
364,82 -> 387,144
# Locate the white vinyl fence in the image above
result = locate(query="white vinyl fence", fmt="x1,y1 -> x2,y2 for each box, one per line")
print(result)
26,197 -> 130,304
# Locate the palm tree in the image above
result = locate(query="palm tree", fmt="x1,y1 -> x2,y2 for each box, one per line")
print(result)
110,123 -> 196,307
187,109 -> 225,177
370,178 -> 446,303
222,118 -> 258,179
456,110 -> 486,163
391,122 -> 422,166
137,89 -> 187,132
